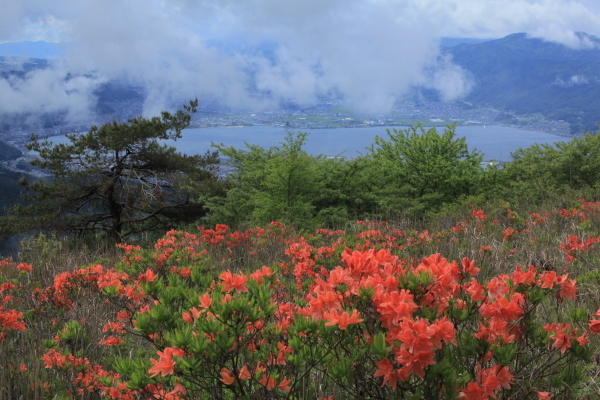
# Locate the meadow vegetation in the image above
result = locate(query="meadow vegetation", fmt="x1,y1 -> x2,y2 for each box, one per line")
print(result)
2,109 -> 600,399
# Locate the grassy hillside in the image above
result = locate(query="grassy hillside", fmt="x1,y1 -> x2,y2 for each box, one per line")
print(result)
1,120 -> 600,398
2,195 -> 600,399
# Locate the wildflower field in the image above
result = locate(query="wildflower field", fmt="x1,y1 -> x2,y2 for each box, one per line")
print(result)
2,199 -> 600,399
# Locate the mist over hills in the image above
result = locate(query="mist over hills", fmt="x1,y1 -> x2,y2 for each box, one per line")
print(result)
1,34 -> 600,135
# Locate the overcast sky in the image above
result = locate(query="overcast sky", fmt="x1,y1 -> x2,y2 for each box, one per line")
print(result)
2,0 -> 600,117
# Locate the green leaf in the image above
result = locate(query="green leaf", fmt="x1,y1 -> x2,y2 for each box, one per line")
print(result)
493,343 -> 517,365
568,306 -> 589,323
372,332 -> 389,358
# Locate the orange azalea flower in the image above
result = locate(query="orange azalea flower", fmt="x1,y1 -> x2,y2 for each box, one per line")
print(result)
545,324 -> 573,354
0,309 -> 26,331
259,375 -> 276,389
138,268 -> 157,282
537,391 -> 551,400
238,365 -> 252,380
341,248 -> 398,279
256,374 -> 292,392
276,377 -> 292,392
178,268 -> 191,277
511,265 -> 537,286
502,227 -> 517,242
308,289 -> 343,318
42,349 -> 67,368
181,312 -> 193,324
99,336 -> 124,346
589,320 -> 600,334
430,317 -> 456,346
575,333 -> 588,347
328,266 -> 354,286
486,276 -> 509,300
323,309 -> 363,330
220,368 -> 235,385
102,322 -> 126,333
482,292 -> 526,322
148,348 -> 183,377
374,358 -> 398,389
558,279 -> 578,301
221,293 -> 233,303
198,293 -> 212,308
464,278 -> 486,301
396,348 -> 436,379
17,263 -> 32,272
0,282 -> 15,292
538,271 -> 560,289
169,380 -> 187,396
375,289 -> 418,328
550,332 -> 572,354
219,271 -> 248,293
395,320 -> 430,349
471,208 -> 487,221
250,266 -> 274,284
474,317 -> 515,345
460,382 -> 486,399
275,342 -> 293,365
479,364 -> 513,395
479,245 -> 493,253
461,257 -> 480,276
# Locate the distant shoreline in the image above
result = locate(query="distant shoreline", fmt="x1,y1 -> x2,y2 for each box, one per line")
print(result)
190,122 -> 572,138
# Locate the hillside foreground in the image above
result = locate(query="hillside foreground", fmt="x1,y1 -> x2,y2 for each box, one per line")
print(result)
2,198 -> 600,399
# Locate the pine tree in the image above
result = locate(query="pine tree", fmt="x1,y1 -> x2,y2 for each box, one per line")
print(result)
3,99 -> 222,243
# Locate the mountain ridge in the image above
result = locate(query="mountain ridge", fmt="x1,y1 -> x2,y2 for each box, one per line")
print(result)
446,32 -> 600,133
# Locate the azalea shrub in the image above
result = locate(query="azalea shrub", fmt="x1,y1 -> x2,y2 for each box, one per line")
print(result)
4,199 -> 600,399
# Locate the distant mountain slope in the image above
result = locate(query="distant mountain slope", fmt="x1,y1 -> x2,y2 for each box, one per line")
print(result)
446,33 -> 600,134
440,38 -> 495,48
0,141 -> 22,161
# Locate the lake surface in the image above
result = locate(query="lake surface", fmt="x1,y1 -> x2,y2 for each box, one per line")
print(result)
48,125 -> 569,161
175,125 -> 569,161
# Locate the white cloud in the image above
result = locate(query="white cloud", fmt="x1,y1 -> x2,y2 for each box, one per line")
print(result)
411,0 -> 600,46
426,55 -> 474,101
1,0 -> 600,116
0,65 -> 103,118
552,74 -> 592,87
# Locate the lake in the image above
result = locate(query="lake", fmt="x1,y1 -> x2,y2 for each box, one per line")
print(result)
175,125 -> 569,161
48,124 -> 569,161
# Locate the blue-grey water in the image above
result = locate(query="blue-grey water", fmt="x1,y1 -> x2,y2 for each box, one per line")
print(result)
174,125 -> 569,161
48,125 -> 569,161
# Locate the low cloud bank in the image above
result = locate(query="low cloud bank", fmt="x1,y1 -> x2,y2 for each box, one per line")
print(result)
1,0 -> 600,117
